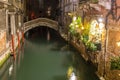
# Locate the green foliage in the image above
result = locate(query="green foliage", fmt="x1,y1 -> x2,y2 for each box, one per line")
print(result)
69,25 -> 76,35
69,16 -> 82,35
81,35 -> 89,44
86,41 -> 97,51
76,17 -> 82,27
81,35 -> 97,51
69,16 -> 99,52
111,57 -> 120,70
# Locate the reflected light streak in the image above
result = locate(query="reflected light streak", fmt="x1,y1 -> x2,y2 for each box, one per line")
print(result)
69,72 -> 77,80
9,64 -> 13,76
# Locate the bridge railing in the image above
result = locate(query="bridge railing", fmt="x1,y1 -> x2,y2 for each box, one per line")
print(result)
24,18 -> 58,27
23,18 -> 58,32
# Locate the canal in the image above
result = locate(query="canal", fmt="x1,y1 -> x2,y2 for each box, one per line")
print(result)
0,27 -> 99,80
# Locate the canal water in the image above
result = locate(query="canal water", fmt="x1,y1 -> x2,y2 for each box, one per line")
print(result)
0,27 -> 99,80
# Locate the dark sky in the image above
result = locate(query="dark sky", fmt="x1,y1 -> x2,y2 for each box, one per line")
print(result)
27,0 -> 59,10
26,0 -> 59,20
44,0 -> 59,9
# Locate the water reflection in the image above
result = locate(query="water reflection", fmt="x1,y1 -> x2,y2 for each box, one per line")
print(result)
67,66 -> 77,80
0,43 -> 24,80
69,72 -> 77,80
9,64 -> 13,76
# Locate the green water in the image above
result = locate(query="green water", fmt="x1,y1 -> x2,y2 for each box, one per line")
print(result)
0,27 -> 99,80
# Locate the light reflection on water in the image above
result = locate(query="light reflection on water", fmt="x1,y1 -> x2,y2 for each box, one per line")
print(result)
0,27 -> 99,80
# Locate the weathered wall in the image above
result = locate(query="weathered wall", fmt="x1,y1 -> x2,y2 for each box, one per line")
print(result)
116,0 -> 120,17
108,29 -> 120,57
0,9 -> 6,29
0,9 -> 6,54
0,30 -> 6,54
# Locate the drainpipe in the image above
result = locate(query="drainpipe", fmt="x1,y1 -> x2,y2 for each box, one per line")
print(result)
11,34 -> 16,59
10,13 -> 16,60
17,30 -> 20,49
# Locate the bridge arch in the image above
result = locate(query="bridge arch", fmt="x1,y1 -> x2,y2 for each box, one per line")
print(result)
23,18 -> 59,33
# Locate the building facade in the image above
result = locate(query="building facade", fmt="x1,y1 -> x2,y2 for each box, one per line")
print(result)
59,0 -> 79,33
59,0 -> 120,80
0,0 -> 25,66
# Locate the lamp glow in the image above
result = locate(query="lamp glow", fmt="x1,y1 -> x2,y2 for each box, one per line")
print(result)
73,16 -> 77,21
98,18 -> 103,23
98,16 -> 104,23
81,26 -> 84,30
117,41 -> 120,47
118,74 -> 120,76
75,25 -> 79,28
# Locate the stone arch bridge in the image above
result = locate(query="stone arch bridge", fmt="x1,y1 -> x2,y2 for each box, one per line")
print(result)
23,18 -> 59,33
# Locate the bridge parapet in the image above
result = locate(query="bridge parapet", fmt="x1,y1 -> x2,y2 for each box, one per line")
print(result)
23,18 -> 58,33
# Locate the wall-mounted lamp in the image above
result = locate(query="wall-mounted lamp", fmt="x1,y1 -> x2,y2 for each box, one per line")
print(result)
81,26 -> 84,30
117,41 -> 120,47
98,16 -> 105,23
